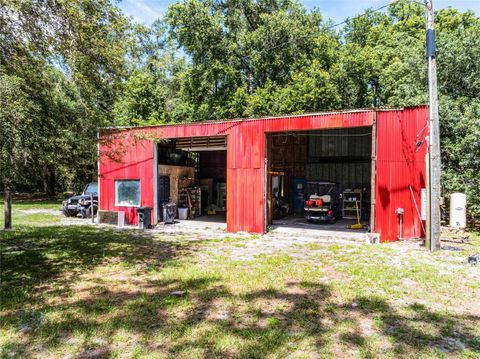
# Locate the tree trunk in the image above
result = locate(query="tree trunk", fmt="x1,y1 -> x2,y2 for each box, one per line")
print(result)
45,167 -> 56,198
4,189 -> 12,230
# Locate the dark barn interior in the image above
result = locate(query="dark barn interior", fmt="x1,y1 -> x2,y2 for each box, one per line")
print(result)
156,137 -> 227,223
266,127 -> 373,230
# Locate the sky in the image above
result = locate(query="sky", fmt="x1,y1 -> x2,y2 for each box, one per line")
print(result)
118,0 -> 480,25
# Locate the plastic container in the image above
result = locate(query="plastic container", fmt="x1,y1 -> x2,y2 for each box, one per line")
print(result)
178,207 -> 188,220
163,202 -> 177,224
137,206 -> 152,229
450,192 -> 467,228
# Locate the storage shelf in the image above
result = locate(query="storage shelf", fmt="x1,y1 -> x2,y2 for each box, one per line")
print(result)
343,191 -> 362,219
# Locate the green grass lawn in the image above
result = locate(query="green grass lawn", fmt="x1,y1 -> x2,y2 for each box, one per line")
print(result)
1,201 -> 480,358
0,200 -> 62,228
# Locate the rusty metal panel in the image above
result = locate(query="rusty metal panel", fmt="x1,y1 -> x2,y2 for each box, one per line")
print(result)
375,106 -> 428,242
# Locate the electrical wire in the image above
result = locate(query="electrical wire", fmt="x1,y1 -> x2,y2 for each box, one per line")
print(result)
263,2 -> 392,53
186,1 -> 423,84
327,3 -> 391,30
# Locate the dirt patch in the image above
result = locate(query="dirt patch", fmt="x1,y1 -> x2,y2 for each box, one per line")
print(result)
18,209 -> 62,215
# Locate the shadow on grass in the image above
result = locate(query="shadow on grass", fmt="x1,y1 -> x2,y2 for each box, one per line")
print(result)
1,226 -> 479,358
0,225 -> 196,309
9,282 -> 479,357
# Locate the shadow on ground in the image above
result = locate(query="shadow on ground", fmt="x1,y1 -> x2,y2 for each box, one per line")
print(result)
1,225 -> 479,358
1,226 -> 195,308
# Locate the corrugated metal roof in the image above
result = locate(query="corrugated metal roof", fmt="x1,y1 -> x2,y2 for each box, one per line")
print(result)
101,108 -> 381,131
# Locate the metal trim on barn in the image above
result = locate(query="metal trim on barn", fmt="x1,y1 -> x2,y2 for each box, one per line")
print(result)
98,106 -> 427,242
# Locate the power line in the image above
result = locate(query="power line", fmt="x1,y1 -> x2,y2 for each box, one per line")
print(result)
262,2 -> 392,53
327,3 -> 391,30
188,1 -> 398,78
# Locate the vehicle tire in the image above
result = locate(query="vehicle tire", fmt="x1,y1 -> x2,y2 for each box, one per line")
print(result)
63,209 -> 77,217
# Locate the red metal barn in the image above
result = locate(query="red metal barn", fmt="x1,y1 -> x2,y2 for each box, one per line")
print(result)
98,106 -> 427,242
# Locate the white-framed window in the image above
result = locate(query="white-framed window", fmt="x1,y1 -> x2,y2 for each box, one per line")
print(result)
115,180 -> 141,207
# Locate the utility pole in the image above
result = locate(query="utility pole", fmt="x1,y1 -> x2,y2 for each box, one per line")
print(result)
425,0 -> 441,251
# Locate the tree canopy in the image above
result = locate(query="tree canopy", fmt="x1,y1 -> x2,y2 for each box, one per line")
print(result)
1,0 -> 479,220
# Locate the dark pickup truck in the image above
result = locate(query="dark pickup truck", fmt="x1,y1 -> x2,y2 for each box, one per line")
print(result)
62,182 -> 98,217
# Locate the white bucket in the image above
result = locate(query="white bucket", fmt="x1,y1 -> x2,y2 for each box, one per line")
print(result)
178,207 -> 188,220
450,192 -> 467,228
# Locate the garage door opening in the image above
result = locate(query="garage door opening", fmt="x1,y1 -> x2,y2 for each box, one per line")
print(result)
155,136 -> 227,228
265,127 -> 374,234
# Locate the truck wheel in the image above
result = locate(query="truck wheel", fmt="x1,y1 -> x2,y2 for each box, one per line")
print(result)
64,209 -> 77,217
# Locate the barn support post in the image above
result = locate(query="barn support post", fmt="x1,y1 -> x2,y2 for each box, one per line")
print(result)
153,142 -> 158,224
370,116 -> 377,233
264,132 -> 268,233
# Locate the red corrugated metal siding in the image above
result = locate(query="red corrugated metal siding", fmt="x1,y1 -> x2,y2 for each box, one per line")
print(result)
375,107 -> 427,242
99,135 -> 155,225
226,120 -> 266,233
101,108 -> 431,237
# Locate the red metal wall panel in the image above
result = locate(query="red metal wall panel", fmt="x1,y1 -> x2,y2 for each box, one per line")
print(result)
375,107 -> 427,242
98,134 -> 155,225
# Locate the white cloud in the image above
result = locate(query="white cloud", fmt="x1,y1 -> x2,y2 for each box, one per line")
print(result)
119,0 -> 167,24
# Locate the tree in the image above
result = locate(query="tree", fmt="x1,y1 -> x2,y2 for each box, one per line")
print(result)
166,0 -> 336,121
0,0 -> 136,227
340,1 -> 480,220
2,0 -> 480,224
0,73 -> 38,229
113,21 -> 192,125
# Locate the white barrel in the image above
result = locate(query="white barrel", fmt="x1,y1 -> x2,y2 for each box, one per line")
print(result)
450,193 -> 467,228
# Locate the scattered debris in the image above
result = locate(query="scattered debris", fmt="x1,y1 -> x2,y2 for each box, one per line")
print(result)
170,290 -> 186,297
91,337 -> 107,346
76,348 -> 110,359
468,254 -> 480,265
441,226 -> 471,243
214,310 -> 229,321
442,337 -> 467,351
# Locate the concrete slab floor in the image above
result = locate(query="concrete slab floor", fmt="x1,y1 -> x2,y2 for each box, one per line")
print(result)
271,215 -> 369,232
269,216 -> 371,243
157,213 -> 227,232
154,213 -> 373,244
